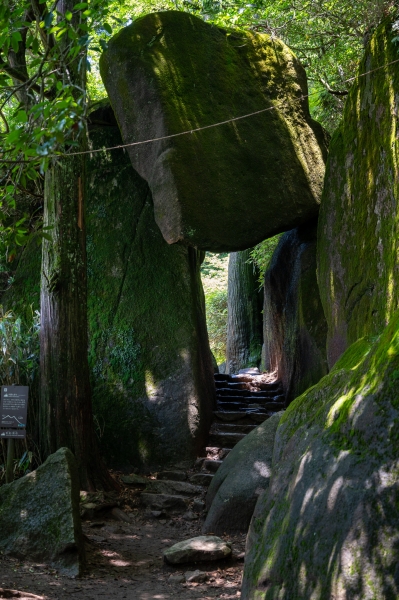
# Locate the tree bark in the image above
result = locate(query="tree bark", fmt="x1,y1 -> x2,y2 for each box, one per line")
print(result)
226,250 -> 263,374
40,0 -> 117,490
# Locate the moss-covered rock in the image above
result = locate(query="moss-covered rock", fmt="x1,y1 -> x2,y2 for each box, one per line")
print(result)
318,19 -> 399,367
263,220 -> 328,403
86,106 -> 215,468
203,411 -> 283,535
1,106 -> 215,469
0,448 -> 84,576
100,11 -> 328,252
242,309 -> 399,600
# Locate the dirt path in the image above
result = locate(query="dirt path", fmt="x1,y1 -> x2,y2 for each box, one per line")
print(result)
0,494 -> 246,600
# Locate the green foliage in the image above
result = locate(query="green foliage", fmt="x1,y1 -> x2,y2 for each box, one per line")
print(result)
0,305 -> 40,386
250,234 -> 282,284
205,289 -> 228,364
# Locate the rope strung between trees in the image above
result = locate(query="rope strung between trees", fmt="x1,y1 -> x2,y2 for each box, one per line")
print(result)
1,56 -> 399,165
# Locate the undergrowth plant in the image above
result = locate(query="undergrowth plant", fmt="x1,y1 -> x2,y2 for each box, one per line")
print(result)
205,290 -> 228,364
0,306 -> 40,484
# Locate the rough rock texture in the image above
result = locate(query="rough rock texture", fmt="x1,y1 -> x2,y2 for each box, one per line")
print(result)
100,11 -> 328,252
163,536 -> 232,564
226,250 -> 263,374
86,105 -> 215,468
318,19 -> 399,368
3,106 -> 215,469
242,310 -> 399,599
263,220 -> 328,403
203,412 -> 283,534
0,448 -> 84,576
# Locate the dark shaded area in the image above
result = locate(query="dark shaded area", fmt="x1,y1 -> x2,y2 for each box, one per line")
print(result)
226,249 -> 263,374
263,218 -> 328,404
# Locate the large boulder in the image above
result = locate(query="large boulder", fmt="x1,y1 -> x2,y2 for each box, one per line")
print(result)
242,311 -> 399,600
318,19 -> 399,368
2,106 -> 216,469
225,249 -> 263,374
203,412 -> 283,534
263,220 -> 328,403
0,448 -> 84,576
100,11 -> 328,252
86,106 -> 215,468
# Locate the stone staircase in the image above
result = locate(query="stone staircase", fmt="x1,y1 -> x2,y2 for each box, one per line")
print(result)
199,370 -> 285,476
139,370 -> 285,518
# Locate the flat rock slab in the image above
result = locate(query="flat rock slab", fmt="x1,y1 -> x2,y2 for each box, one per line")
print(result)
0,447 -> 84,576
190,473 -> 214,486
145,480 -> 202,496
157,470 -> 187,481
140,493 -> 190,512
121,474 -> 148,485
163,536 -> 232,564
100,11 -> 327,252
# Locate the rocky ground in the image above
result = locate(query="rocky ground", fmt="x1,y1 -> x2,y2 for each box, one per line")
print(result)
0,478 -> 246,600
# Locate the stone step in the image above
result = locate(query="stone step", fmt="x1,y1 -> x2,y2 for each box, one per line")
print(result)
258,382 -> 283,392
216,394 -> 281,403
216,401 -> 252,411
230,374 -> 253,383
203,459 -> 223,473
189,473 -> 214,486
214,374 -> 232,382
217,389 -> 280,398
211,423 -> 257,434
224,382 -> 249,390
140,493 -> 190,512
206,447 -> 231,460
157,470 -> 187,482
215,381 -> 227,389
208,432 -> 246,448
213,410 -> 270,424
145,479 -> 202,496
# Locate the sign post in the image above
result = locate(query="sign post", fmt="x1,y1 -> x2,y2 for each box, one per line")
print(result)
0,386 -> 29,483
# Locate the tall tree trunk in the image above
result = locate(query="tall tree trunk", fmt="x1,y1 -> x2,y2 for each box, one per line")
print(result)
226,249 -> 263,374
40,0 -> 116,490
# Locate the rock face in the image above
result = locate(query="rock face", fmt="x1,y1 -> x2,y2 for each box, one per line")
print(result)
164,536 -> 232,564
100,11 -> 328,252
2,106 -> 215,469
203,412 -> 283,534
86,105 -> 215,468
0,448 -> 84,576
226,250 -> 263,374
242,311 -> 399,600
318,20 -> 399,368
263,220 -> 328,403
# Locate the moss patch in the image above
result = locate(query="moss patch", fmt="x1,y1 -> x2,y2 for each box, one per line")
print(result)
100,11 -> 328,252
318,18 -> 399,367
242,308 -> 399,599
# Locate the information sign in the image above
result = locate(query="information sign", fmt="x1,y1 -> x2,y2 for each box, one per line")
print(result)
0,386 -> 28,439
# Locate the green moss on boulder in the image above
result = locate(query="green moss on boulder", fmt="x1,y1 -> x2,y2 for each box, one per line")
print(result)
242,309 -> 399,599
318,19 -> 399,367
100,11 -> 328,251
263,220 -> 328,403
86,106 -> 215,468
0,448 -> 84,576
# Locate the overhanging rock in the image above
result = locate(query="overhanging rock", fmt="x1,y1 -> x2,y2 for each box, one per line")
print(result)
100,11 -> 328,252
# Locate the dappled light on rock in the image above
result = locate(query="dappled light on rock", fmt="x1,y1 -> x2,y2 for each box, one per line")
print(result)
100,11 -> 328,251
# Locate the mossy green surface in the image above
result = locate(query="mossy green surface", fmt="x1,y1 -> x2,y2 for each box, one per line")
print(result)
242,309 -> 399,599
100,11 -> 328,252
86,109 -> 214,468
318,19 -> 399,367
0,447 -> 84,576
1,237 -> 41,318
1,108 -> 215,469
